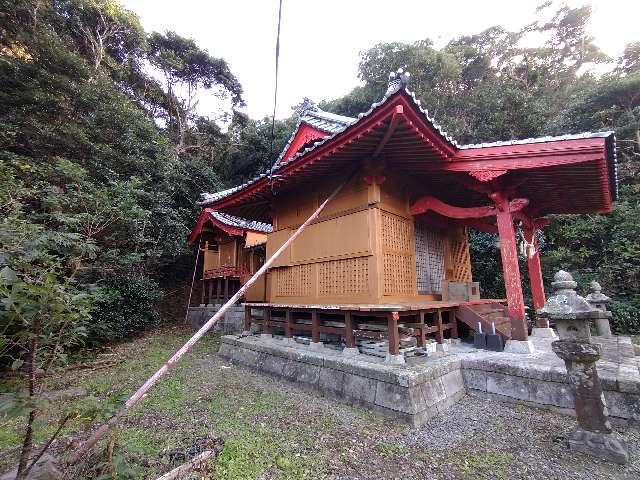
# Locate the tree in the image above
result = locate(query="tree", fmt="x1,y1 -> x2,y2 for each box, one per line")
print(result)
147,31 -> 244,156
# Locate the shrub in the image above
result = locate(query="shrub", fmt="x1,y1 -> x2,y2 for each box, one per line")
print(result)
89,275 -> 163,344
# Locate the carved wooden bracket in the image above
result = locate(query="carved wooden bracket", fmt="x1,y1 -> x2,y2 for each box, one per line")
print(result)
410,195 -> 529,219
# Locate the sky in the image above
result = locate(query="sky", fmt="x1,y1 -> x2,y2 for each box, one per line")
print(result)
121,0 -> 640,120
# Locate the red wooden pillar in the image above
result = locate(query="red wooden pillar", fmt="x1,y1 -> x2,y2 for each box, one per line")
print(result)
284,309 -> 292,338
448,311 -> 459,339
311,310 -> 320,343
244,305 -> 251,331
262,308 -> 271,335
435,310 -> 444,343
387,311 -> 400,355
207,280 -> 213,305
524,227 -> 546,323
200,280 -> 206,305
494,196 -> 527,341
344,312 -> 355,348
224,278 -> 229,301
417,312 -> 426,347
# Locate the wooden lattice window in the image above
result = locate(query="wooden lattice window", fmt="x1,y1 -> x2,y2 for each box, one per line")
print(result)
447,227 -> 472,282
415,223 -> 445,294
318,257 -> 369,296
381,212 -> 415,295
381,212 -> 412,252
275,264 -> 312,297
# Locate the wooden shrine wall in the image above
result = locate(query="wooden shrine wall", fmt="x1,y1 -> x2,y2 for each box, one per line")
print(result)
266,176 -> 377,304
263,172 -> 474,305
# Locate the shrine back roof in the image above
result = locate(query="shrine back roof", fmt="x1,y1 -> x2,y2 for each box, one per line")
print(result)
199,72 -> 617,222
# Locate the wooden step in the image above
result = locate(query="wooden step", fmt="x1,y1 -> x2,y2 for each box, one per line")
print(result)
456,305 -> 511,340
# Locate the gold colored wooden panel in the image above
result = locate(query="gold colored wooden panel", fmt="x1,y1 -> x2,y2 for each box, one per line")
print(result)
273,264 -> 313,297
445,227 -> 473,282
203,249 -> 219,271
318,257 -> 369,296
290,210 -> 371,263
380,211 -> 416,295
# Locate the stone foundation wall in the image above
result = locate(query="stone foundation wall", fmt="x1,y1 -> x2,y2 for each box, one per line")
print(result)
218,335 -> 640,425
187,305 -> 244,334
218,336 -> 466,427
461,356 -> 640,421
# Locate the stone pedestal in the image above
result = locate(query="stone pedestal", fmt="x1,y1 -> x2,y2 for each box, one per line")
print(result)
309,341 -> 324,351
531,327 -> 558,339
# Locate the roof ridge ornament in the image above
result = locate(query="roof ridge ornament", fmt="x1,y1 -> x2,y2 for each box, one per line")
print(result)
295,97 -> 318,115
385,68 -> 410,96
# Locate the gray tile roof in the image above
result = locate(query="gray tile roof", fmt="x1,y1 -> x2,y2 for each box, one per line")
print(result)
199,69 -> 617,207
458,131 -> 615,149
210,210 -> 273,233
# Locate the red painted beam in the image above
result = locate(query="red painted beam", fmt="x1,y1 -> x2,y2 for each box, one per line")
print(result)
410,195 -> 529,219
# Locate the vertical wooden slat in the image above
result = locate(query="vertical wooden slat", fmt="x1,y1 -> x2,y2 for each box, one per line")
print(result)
436,310 -> 444,343
311,310 -> 320,343
224,278 -> 229,301
387,312 -> 400,355
200,280 -> 206,305
344,311 -> 355,348
207,280 -> 213,305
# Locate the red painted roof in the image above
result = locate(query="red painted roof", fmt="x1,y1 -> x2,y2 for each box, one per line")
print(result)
187,209 -> 272,244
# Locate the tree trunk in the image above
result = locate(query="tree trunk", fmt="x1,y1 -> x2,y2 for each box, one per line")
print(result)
16,333 -> 39,480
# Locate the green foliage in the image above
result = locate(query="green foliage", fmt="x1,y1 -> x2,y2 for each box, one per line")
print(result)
89,276 -> 163,344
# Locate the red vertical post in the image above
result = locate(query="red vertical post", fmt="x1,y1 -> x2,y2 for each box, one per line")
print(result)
448,311 -> 459,339
524,227 -> 546,323
387,312 -> 400,355
311,310 -> 320,343
207,280 -> 213,305
435,310 -> 443,343
417,312 -> 426,347
344,312 -> 355,348
262,308 -> 271,335
493,195 -> 527,341
244,305 -> 251,332
284,309 -> 292,338
224,278 -> 229,301
200,280 -> 206,305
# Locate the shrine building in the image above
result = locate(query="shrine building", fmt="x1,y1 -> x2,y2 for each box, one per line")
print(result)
188,70 -> 617,358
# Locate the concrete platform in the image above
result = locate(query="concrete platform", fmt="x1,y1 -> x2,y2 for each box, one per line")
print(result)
218,335 -> 640,426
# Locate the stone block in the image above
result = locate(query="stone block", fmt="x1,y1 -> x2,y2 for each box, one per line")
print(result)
283,361 -> 320,386
503,339 -> 536,354
257,353 -> 286,376
530,379 -> 574,409
374,381 -> 423,414
462,368 -> 487,391
604,391 -> 640,421
318,368 -> 344,395
441,369 -> 464,397
420,377 -> 447,407
486,371 -> 532,402
342,373 -> 377,404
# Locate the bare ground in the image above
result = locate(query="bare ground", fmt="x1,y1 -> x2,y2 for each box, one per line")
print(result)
1,326 -> 638,479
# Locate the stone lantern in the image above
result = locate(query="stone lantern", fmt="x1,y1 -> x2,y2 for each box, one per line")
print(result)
585,280 -> 613,337
537,270 -> 628,464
